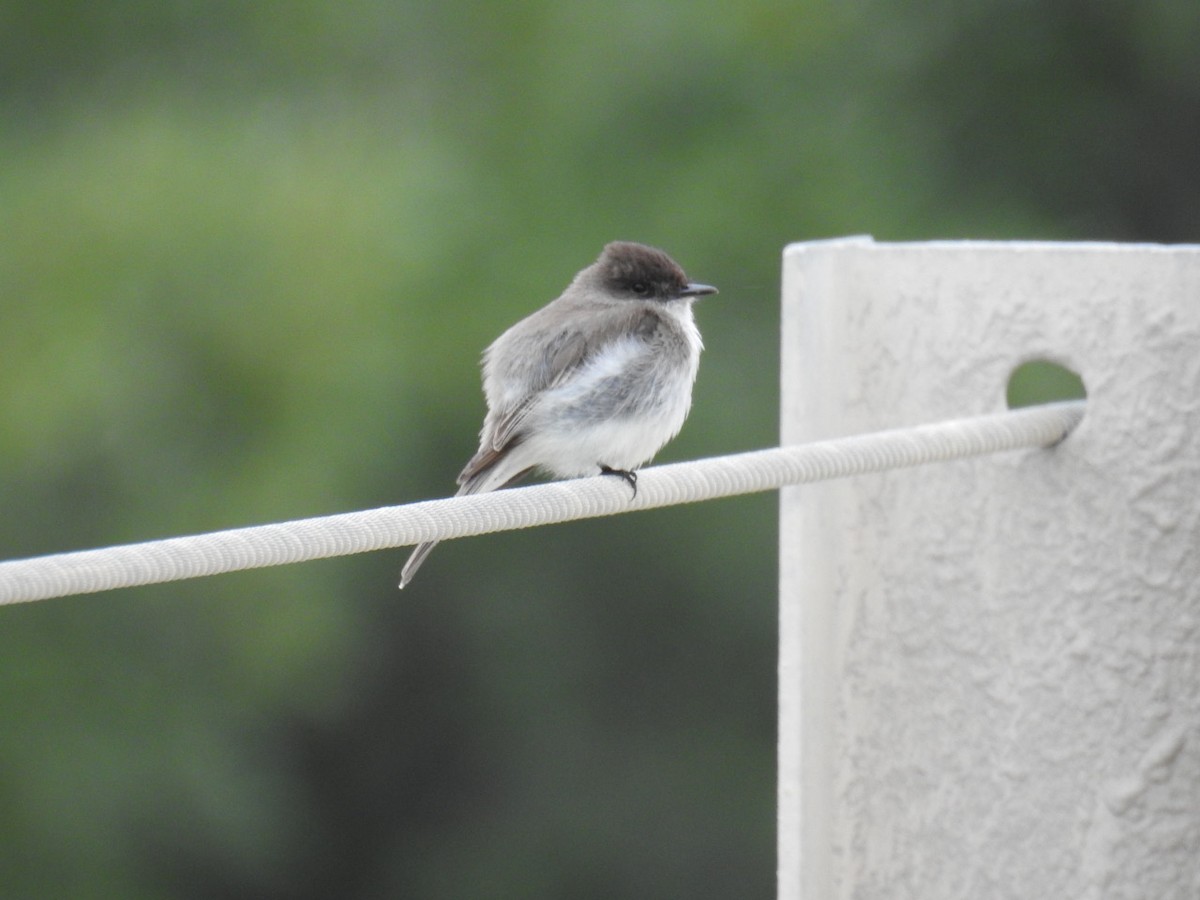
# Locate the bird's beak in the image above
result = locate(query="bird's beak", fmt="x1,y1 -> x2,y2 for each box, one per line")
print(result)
681,282 -> 718,298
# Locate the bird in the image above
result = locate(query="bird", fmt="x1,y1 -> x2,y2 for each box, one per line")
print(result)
399,241 -> 717,588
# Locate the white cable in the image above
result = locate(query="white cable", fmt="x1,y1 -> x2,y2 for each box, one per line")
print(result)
0,401 -> 1084,605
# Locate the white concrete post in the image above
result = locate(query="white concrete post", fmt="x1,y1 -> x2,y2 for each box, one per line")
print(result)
779,239 -> 1200,899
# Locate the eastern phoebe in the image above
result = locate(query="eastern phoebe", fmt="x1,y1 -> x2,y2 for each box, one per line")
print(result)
399,241 -> 717,588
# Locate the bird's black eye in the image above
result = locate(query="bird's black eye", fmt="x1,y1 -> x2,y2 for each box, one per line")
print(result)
631,282 -> 650,296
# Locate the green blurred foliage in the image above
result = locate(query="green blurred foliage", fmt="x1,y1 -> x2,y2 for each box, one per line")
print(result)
0,1 -> 1196,897
1007,360 -> 1087,409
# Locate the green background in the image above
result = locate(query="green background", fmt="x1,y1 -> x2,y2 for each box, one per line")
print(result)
0,2 -> 1193,896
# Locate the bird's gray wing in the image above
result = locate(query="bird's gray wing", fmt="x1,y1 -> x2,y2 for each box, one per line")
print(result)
456,307 -> 661,487
487,328 -> 589,447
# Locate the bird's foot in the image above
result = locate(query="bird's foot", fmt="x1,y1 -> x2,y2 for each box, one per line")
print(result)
599,465 -> 638,498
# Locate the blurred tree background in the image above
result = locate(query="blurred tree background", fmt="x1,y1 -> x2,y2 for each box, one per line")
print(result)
0,1 -> 1196,897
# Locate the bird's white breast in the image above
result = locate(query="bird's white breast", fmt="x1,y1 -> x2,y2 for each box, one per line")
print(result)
516,304 -> 702,478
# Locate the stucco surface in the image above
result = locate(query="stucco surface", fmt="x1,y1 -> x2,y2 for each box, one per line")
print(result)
779,239 -> 1200,899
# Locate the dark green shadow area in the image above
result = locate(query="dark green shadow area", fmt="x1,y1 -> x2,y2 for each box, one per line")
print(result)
1007,359 -> 1087,408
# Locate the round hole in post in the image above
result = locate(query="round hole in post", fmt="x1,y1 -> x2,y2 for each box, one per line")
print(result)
1006,359 -> 1086,409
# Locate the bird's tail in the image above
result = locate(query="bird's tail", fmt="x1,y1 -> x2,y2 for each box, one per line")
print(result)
398,478 -> 474,589
397,458 -> 533,589
398,539 -> 440,589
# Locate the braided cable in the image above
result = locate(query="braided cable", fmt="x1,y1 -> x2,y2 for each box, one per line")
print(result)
0,401 -> 1084,605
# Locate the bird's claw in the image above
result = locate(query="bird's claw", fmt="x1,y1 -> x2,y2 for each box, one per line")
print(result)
599,465 -> 638,498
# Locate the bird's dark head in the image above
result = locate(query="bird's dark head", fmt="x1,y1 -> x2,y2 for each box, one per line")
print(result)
593,241 -> 717,302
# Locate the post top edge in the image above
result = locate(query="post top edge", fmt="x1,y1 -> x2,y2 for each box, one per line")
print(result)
783,236 -> 1200,257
